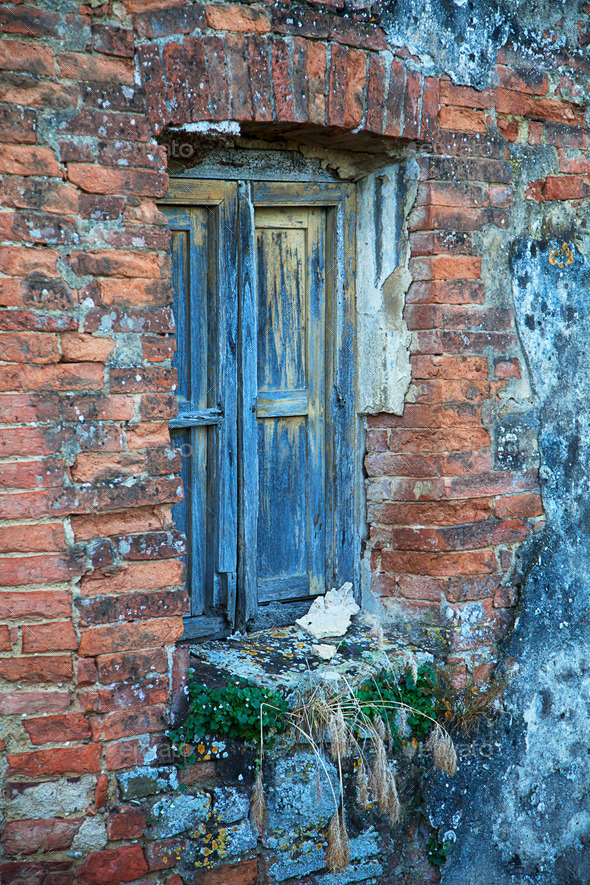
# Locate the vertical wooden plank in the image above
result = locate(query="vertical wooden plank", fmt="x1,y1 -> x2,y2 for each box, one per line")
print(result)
331,186 -> 357,591
306,207 -> 327,596
215,184 -> 239,620
238,180 -> 259,624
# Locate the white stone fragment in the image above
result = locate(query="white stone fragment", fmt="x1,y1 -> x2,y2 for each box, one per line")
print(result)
296,583 -> 360,639
311,643 -> 337,660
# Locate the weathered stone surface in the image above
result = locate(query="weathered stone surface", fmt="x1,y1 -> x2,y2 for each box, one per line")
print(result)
5,776 -> 94,819
150,792 -> 211,838
117,765 -> 178,800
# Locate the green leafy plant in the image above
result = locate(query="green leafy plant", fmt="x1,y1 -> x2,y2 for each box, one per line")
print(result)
168,677 -> 288,749
426,834 -> 451,867
355,664 -> 438,740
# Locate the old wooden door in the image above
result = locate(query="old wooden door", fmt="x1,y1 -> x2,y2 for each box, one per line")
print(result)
162,179 -> 356,637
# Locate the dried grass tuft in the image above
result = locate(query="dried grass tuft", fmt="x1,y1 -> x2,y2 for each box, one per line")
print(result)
326,811 -> 350,872
428,725 -> 458,776
250,769 -> 266,827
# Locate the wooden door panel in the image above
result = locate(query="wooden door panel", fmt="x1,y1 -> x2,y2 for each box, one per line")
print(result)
253,207 -> 326,603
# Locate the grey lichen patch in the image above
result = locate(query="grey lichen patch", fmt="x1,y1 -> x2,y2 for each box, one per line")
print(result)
5,776 -> 95,820
150,791 -> 211,839
117,764 -> 178,800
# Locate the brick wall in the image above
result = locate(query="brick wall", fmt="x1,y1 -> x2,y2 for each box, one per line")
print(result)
0,0 -> 588,882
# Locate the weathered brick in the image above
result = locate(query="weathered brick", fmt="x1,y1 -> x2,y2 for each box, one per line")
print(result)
0,105 -> 36,144
203,36 -> 231,121
72,506 -> 171,541
163,41 -> 191,122
77,845 -> 148,885
0,690 -> 70,715
0,39 -> 55,76
382,548 -> 497,576
78,616 -> 184,656
0,654 -> 73,685
0,332 -> 60,364
194,859 -> 258,885
207,3 -> 270,33
58,52 -> 134,85
7,744 -> 101,777
92,23 -> 134,58
24,713 -> 92,745
60,333 -> 115,363
67,165 -> 167,197
0,5 -> 60,38
494,493 -> 544,519
144,838 -> 184,871
1,552 -> 82,586
270,37 -> 295,123
0,144 -> 59,176
90,704 -> 166,741
21,621 -> 78,653
0,523 -> 65,555
0,459 -> 65,490
96,647 -> 169,684
107,805 -> 147,840
1,818 -> 82,856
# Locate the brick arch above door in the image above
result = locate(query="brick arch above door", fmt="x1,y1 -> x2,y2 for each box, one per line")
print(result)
137,34 -> 439,144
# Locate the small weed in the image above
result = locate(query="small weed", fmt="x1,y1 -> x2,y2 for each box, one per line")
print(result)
168,677 -> 288,751
426,834 -> 451,867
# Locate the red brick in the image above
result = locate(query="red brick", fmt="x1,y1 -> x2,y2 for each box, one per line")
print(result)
328,43 -> 348,128
0,459 -> 65,490
401,67 -> 422,139
382,548 -> 497,577
494,357 -> 521,379
193,859 -> 258,885
290,37 -> 308,123
95,772 -> 108,809
0,521 -> 64,555
0,76 -> 77,110
21,621 -> 78,654
77,845 -> 148,885
207,3 -> 270,32
410,255 -> 481,281
421,76 -> 439,143
77,658 -> 98,686
1,818 -> 82,856
306,41 -> 327,126
0,654 -> 73,684
183,36 -> 212,122
107,806 -> 147,841
143,337 -> 176,362
67,165 -> 167,197
541,175 -> 590,201
365,452 -> 439,478
498,118 -> 519,142
389,518 -> 530,552
365,54 -> 387,133
0,690 -> 70,715
78,616 -> 184,656
411,355 -> 489,380
92,23 -> 134,58
0,625 -> 11,651
494,493 -> 544,519
60,333 -> 115,363
163,41 -> 190,122
0,144 -> 59,177
0,362 -> 103,392
72,506 -> 171,541
137,44 -> 171,135
84,306 -> 175,335
417,181 -> 486,208
7,744 -> 101,777
0,39 -> 55,76
396,574 -> 443,602
73,451 -> 145,484
105,739 -> 141,771
0,332 -> 60,364
91,705 -> 166,742
58,52 -> 133,85
409,204 -> 508,232
203,36 -> 231,121
495,64 -> 548,95
96,648 -> 168,683
0,553 -> 82,587
439,106 -> 487,133
0,105 -> 36,144
440,81 -> 495,108
386,426 -> 490,453
270,37 -> 295,123
384,58 -> 405,137
0,5 -> 60,37
1,177 -> 78,216
444,469 -> 539,499
133,2 -> 206,37
24,712 -> 92,745
145,838 -> 184,871
60,394 -> 134,422
496,89 -> 584,124
406,280 -> 485,304
343,48 -> 368,129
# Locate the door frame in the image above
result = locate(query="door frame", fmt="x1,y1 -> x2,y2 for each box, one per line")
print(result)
163,175 -> 358,635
